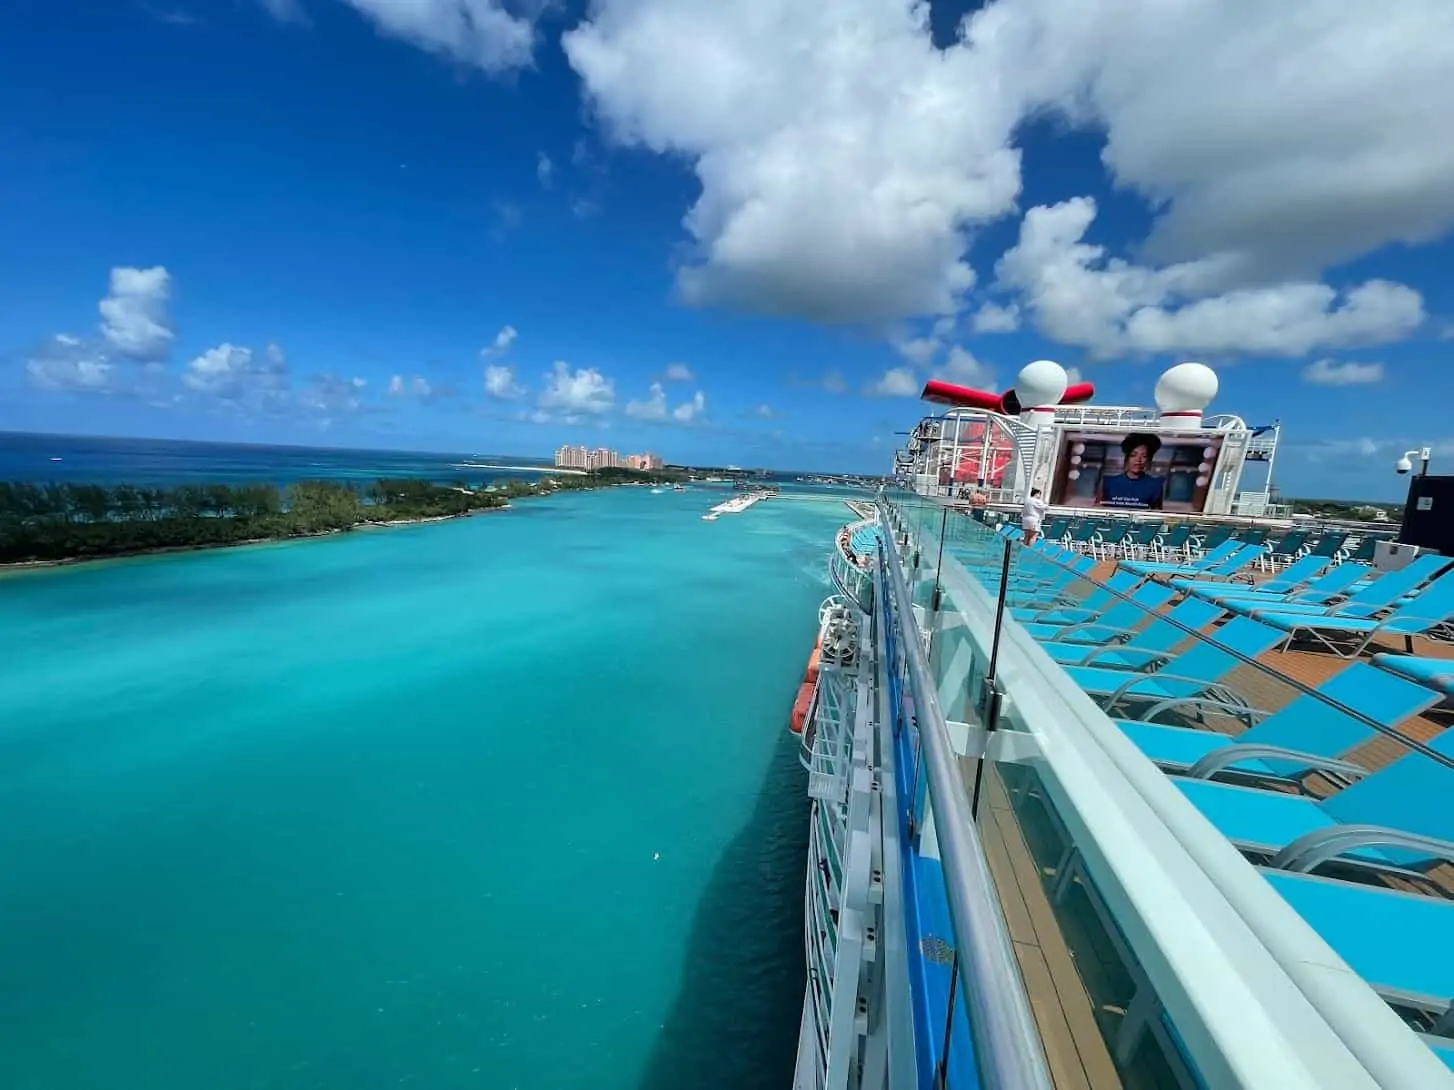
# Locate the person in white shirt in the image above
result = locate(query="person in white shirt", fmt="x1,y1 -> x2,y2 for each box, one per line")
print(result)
1020,488 -> 1049,545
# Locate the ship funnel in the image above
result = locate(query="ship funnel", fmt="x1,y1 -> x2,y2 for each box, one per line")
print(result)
1016,359 -> 1068,430
1155,362 -> 1218,429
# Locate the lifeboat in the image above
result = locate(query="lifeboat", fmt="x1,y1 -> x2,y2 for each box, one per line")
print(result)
789,635 -> 823,734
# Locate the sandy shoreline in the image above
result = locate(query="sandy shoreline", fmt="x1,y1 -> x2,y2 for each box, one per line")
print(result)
0,503 -> 513,575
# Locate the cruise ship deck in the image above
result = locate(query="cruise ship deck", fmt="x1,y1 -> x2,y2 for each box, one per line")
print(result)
792,357 -> 1454,1088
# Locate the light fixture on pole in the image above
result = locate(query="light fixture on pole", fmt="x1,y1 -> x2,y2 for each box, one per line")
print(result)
1395,447 -> 1432,476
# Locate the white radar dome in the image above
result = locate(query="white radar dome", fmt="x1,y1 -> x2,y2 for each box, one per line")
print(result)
1155,362 -> 1219,413
1016,359 -> 1069,409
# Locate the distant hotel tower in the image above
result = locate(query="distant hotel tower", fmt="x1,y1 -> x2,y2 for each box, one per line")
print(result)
555,444 -> 662,471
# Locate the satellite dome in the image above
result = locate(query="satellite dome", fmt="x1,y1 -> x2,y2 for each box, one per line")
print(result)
1016,359 -> 1068,409
1155,362 -> 1218,413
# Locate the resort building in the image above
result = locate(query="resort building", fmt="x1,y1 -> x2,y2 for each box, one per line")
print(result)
554,445 -> 663,471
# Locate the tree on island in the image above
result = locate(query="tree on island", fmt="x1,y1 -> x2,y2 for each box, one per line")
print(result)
0,467 -> 689,565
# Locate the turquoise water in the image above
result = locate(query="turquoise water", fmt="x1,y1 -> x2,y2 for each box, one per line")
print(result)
0,487 -> 843,1089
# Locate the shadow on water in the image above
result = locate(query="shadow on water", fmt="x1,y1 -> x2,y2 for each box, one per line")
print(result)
636,734 -> 810,1090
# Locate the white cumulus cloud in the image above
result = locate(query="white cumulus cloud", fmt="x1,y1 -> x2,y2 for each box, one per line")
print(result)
625,381 -> 668,420
865,367 -> 920,398
996,198 -> 1426,358
540,361 -> 614,414
536,151 -> 554,188
99,266 -> 173,360
484,363 -> 525,399
559,0 -> 1451,346
671,389 -> 705,422
29,267 -> 174,397
299,373 -> 368,416
388,374 -> 435,398
626,381 -> 706,423
322,0 -> 536,74
892,337 -> 940,367
483,324 -> 517,357
563,0 -> 1019,323
663,362 -> 694,382
936,346 -> 996,389
972,302 -> 1020,334
26,336 -> 118,393
1301,359 -> 1385,387
184,342 -> 292,412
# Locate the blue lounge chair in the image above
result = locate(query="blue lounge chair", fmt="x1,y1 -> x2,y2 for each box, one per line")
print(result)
1249,569 -> 1454,657
1012,569 -> 1144,625
1171,552 -> 1328,597
1127,543 -> 1264,585
1305,531 -> 1349,561
1151,524 -> 1193,563
1061,616 -> 1284,717
1184,561 -> 1367,608
1186,525 -> 1236,558
1001,557 -> 1099,606
1062,520 -> 1103,554
1372,653 -> 1454,696
1339,534 -> 1390,564
1115,663 -> 1438,786
1120,539 -> 1241,578
1154,543 -> 1266,584
1091,522 -> 1132,561
1039,516 -> 1071,543
1173,729 -> 1454,878
1230,554 -> 1452,621
1119,521 -> 1163,561
1040,597 -> 1224,666
954,541 -> 1074,582
1260,870 -> 1454,1038
1020,581 -> 1176,644
1262,530 -> 1310,570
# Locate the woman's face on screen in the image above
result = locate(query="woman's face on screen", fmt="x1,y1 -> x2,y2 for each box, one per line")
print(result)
1125,444 -> 1151,476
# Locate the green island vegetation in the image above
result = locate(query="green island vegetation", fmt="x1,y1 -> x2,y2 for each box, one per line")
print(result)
0,466 -> 687,565
1288,497 -> 1401,523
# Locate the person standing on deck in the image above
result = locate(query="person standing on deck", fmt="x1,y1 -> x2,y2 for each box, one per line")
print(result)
1021,488 -> 1048,545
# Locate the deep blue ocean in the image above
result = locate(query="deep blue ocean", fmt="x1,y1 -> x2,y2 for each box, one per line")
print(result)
0,433 -> 855,1089
0,431 -> 542,488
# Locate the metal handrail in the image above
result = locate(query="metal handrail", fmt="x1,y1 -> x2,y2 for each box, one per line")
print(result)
876,505 -> 1054,1090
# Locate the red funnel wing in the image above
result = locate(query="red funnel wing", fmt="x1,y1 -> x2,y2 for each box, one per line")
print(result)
920,379 -> 1003,410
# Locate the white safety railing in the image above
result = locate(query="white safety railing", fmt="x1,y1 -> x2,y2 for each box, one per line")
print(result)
876,507 -> 1056,1090
890,499 -> 1454,1088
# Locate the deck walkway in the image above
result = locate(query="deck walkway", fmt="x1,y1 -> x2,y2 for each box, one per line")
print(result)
975,763 -> 1126,1090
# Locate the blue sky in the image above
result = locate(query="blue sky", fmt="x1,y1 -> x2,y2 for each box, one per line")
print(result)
2,0 -> 1450,494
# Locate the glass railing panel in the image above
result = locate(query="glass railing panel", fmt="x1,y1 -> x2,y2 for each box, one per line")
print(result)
875,506 -> 1056,1090
983,551 -> 1454,1073
882,495 -> 1454,1088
